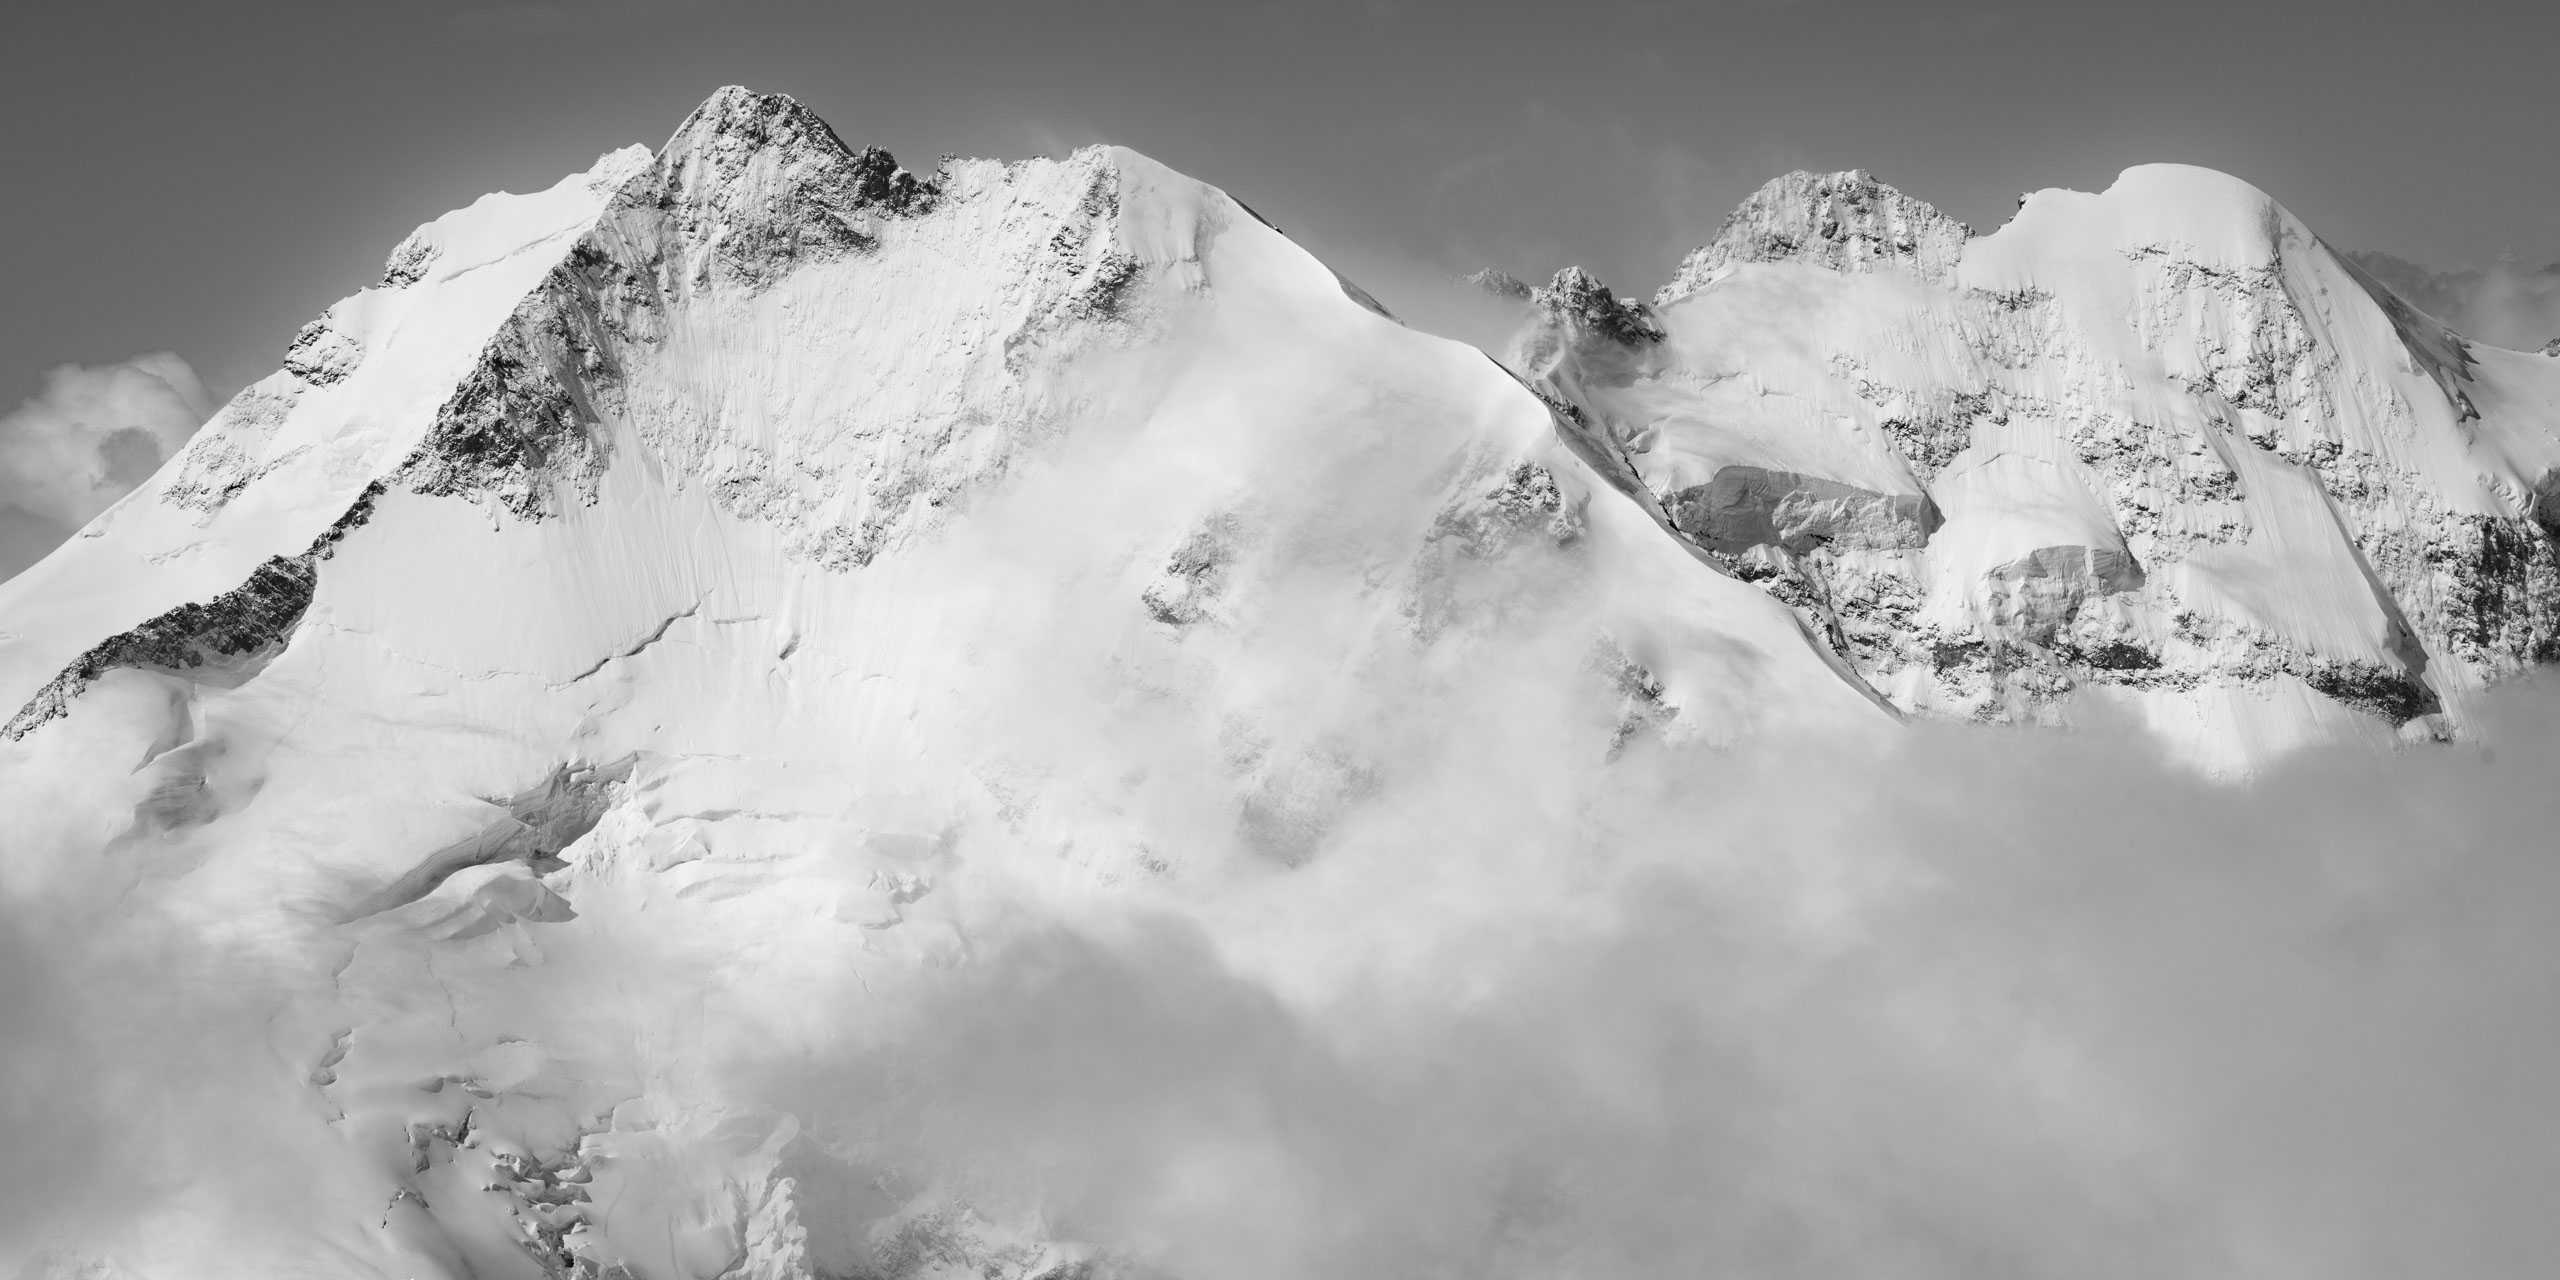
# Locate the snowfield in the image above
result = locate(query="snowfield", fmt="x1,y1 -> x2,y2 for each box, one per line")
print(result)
7,87 -> 2560,1279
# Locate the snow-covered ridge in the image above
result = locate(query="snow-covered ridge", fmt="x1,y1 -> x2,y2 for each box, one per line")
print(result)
0,90 -> 1235,734
1518,161 -> 2560,765
0,87 -> 1875,1277
1655,168 -> 1973,303
13,80 -> 2560,1280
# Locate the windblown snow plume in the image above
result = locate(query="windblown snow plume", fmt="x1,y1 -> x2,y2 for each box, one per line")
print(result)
0,354 -> 210,578
6,88 -> 2560,1280
2345,249 -> 2560,353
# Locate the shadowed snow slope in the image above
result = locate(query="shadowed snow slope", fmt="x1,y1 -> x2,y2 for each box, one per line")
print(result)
0,88 -> 1873,1278
1517,165 -> 2560,769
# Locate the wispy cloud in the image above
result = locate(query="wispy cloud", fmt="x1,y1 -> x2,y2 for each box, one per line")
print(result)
744,685 -> 2560,1277
0,354 -> 211,581
24,673 -> 2554,1273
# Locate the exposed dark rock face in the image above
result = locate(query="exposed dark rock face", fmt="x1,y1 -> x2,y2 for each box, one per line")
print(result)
845,143 -> 938,215
2300,658 -> 2443,724
2434,507 -> 2560,666
282,316 -> 364,386
3,484 -> 383,741
381,229 -> 441,287
4,556 -> 316,741
1533,267 -> 1664,347
396,291 -> 614,520
1831,363 -> 1994,482
633,86 -> 942,291
1659,169 -> 1971,300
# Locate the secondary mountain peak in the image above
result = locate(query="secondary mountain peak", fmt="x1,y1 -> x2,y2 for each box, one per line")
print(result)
1517,158 -> 2560,765
1657,167 -> 1971,303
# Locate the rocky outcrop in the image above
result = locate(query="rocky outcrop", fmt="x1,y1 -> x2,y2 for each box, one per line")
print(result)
1517,164 -> 2560,739
282,313 -> 364,386
363,85 -> 1173,575
163,381 -> 306,513
4,484 -> 382,740
395,276 -> 618,520
1532,266 -> 1664,346
1656,169 -> 1971,302
633,85 -> 942,291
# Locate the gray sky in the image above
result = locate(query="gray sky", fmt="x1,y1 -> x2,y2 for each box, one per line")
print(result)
2,0 -> 2557,403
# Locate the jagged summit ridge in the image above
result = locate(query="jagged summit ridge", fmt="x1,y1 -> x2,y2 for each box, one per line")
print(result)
643,85 -> 941,287
0,87 -> 1233,740
1518,159 -> 2560,763
15,85 -> 2560,1277
0,85 -> 1891,1276
1656,168 -> 1972,303
1533,267 -> 1664,346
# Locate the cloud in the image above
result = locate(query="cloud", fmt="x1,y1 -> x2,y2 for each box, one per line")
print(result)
8,313 -> 2560,1274
0,355 -> 211,580
0,680 -> 336,1270
15,650 -> 2560,1275
1410,99 -> 1740,291
2462,261 -> 2560,352
712,678 -> 2560,1279
2342,249 -> 2560,352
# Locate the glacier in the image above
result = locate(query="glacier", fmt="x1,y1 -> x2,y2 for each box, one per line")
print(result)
6,87 -> 2560,1279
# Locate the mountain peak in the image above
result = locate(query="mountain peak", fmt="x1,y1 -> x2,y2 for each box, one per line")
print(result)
635,86 -> 942,290
1462,267 -> 1533,301
654,85 -> 938,209
1532,266 -> 1664,345
1657,168 -> 1970,304
663,84 -> 850,160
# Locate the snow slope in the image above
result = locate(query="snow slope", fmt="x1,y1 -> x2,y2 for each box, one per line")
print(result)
0,89 -> 1876,1278
14,87 -> 2560,1280
1515,166 -> 2560,768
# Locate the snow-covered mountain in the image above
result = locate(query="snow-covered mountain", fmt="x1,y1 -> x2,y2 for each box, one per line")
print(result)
8,88 -> 2560,1278
1512,168 -> 2560,765
0,88 -> 1874,1278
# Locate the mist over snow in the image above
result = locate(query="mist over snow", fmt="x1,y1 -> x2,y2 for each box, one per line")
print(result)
13,679 -> 2560,1277
7,85 -> 2560,1280
0,355 -> 212,580
2342,249 -> 2560,353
